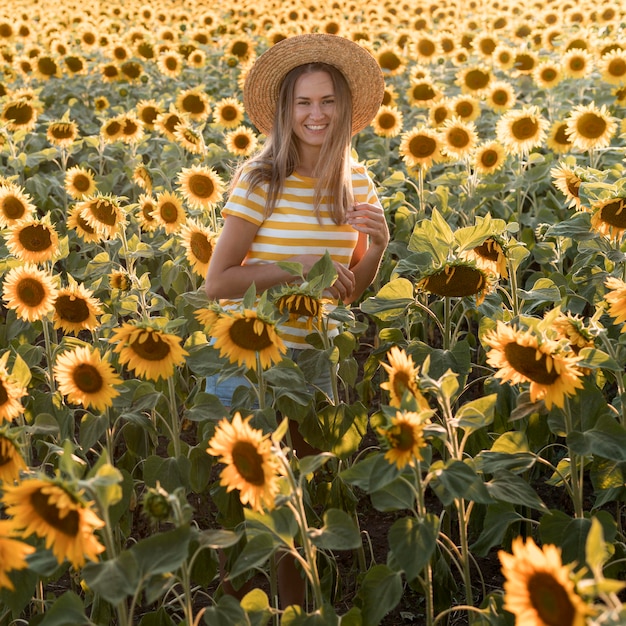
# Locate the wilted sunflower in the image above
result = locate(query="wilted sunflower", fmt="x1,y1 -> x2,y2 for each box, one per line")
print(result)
417,261 -> 493,305
176,165 -> 225,210
65,166 -> 97,200
482,321 -> 584,409
379,346 -> 429,409
440,118 -> 478,160
0,520 -> 35,591
179,219 -> 216,278
2,477 -> 105,568
551,163 -> 583,210
210,309 -> 287,371
6,217 -> 59,264
53,346 -> 122,411
175,87 -> 211,122
53,283 -> 103,335
212,97 -> 245,129
533,61 -> 563,89
371,105 -> 404,138
66,206 -> 102,244
472,141 -> 507,175
1,97 -> 39,132
2,264 -> 58,322
110,322 -> 188,381
273,286 -> 326,333
562,48 -> 594,79
461,237 -> 508,278
565,103 -> 616,151
207,412 -> 280,513
47,119 -> 79,148
604,276 -> 626,331
496,105 -> 549,155
136,99 -> 163,130
399,127 -> 443,169
153,191 -> 186,234
132,164 -> 152,194
378,410 -> 431,470
224,125 -> 258,157
499,536 -> 590,626
0,184 -> 36,228
546,121 -> 573,155
0,366 -> 27,423
599,49 -> 626,85
484,80 -> 516,113
77,194 -> 126,239
590,197 -> 626,241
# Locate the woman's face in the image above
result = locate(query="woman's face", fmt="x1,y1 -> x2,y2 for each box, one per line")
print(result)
291,70 -> 336,153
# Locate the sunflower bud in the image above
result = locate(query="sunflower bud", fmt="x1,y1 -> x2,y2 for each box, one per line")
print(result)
142,484 -> 173,522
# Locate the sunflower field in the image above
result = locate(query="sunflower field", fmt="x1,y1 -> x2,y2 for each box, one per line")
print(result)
2,0 -> 626,624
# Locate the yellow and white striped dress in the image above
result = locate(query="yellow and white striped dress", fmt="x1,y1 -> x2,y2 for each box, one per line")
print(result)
220,163 -> 381,349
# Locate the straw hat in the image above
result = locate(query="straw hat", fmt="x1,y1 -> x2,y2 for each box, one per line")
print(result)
243,33 -> 385,137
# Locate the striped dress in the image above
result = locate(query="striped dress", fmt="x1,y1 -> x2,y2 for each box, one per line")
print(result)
220,162 -> 381,349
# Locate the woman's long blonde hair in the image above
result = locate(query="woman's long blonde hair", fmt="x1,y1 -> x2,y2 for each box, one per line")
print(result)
231,62 -> 354,225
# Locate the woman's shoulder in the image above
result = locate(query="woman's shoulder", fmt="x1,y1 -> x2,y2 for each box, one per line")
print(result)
350,161 -> 375,182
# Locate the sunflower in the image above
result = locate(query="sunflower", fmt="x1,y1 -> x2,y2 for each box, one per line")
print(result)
226,35 -> 256,64
53,283 -> 103,335
1,477 -> 105,568
513,50 -> 539,75
100,63 -> 121,82
136,99 -> 163,130
0,520 -> 35,591
604,276 -> 626,331
212,97 -> 245,129
472,141 -> 507,175
136,194 -> 159,232
210,309 -> 287,371
428,100 -> 453,128
93,96 -> 110,112
100,116 -> 123,143
552,312 -> 595,352
206,412 -> 280,513
499,536 -> 590,626
132,164 -> 152,194
187,48 -> 206,68
379,346 -> 429,409
371,105 -> 404,138
493,45 -> 515,70
496,106 -> 549,155
77,194 -> 125,239
375,45 -> 406,76
224,125 -> 258,157
457,65 -> 492,95
53,346 -> 122,411
0,184 -> 36,228
562,48 -> 594,80
565,103 -> 616,151
484,80 -> 516,113
461,237 -> 508,278
0,430 -> 27,483
417,261 -> 493,305
474,32 -> 498,58
440,118 -> 478,160
175,87 -> 211,122
65,166 -> 97,200
273,286 -> 326,332
117,114 -> 144,145
405,79 -> 441,108
533,61 -> 563,89
179,219 -> 216,278
2,264 -> 58,322
0,366 -> 27,424
120,61 -> 143,82
482,321 -> 584,409
66,206 -> 103,244
599,49 -> 626,85
47,120 -> 79,148
399,127 -> 443,170
449,95 -> 481,122
156,51 -> 183,78
173,124 -> 206,155
546,121 -> 573,155
590,197 -> 626,241
176,165 -> 225,210
152,191 -> 186,234
154,109 -> 183,142
1,97 -> 39,132
109,270 -> 131,292
6,217 -> 59,264
110,322 -> 188,381
377,410 -> 431,470
551,163 -> 583,210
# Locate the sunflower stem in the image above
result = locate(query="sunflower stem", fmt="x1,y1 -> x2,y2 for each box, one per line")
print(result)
414,461 -> 434,626
255,352 -> 267,410
42,317 -> 56,394
563,397 -> 584,519
443,296 -> 451,351
456,497 -> 474,608
167,375 -> 182,458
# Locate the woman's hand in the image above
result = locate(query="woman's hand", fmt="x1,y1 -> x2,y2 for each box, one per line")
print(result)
346,203 -> 390,251
288,254 -> 356,302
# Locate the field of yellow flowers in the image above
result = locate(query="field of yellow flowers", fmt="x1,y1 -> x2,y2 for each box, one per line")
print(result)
1,0 -> 626,624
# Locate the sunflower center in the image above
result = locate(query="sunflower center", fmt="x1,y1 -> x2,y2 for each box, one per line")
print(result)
389,422 -> 416,452
480,149 -> 499,167
2,196 -> 27,220
19,224 -> 52,251
164,114 -> 181,134
576,113 -> 607,139
231,440 -> 266,486
465,69 -> 490,90
0,381 -> 8,406
17,277 -> 45,306
88,199 -> 117,226
423,265 -> 486,297
378,51 -> 401,72
30,489 -> 80,537
121,61 -> 142,78
409,135 -> 437,158
50,123 -> 75,139
527,572 -> 576,626
140,106 -> 159,125
392,371 -> 412,401
541,68 -> 558,82
474,239 -> 501,262
230,318 -> 273,351
503,344 -> 560,385
181,94 -> 206,115
234,134 -> 251,149
190,232 -> 213,263
411,83 -> 436,101
220,105 -> 238,122
159,201 -> 180,223
4,102 -> 34,125
492,89 -> 510,105
417,40 -> 436,57
511,117 -> 539,140
188,174 -> 215,199
73,363 -> 104,393
455,102 -> 475,118
130,331 -> 172,361
597,198 -> 626,227
554,124 -> 571,146
608,58 -> 626,77
231,41 -> 250,59
55,295 -> 89,322
72,174 -> 92,193
448,128 -> 470,148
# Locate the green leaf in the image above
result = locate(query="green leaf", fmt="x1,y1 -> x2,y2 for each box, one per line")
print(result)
471,503 -> 524,556
202,594 -> 250,626
388,514 -> 439,580
370,475 -> 416,511
38,592 -> 93,626
143,455 -> 191,491
360,278 -> 414,320
308,508 -> 361,550
486,470 -> 548,512
83,551 -> 141,604
230,533 -> 277,579
430,460 -> 493,505
567,414 -> 626,461
298,452 -> 334,477
131,525 -> 192,578
189,444 -> 213,493
577,347 -> 622,371
354,565 -> 403,626
137,608 -> 175,626
199,528 -> 243,549
244,507 -> 298,545
453,393 -> 497,433
586,517 -> 611,575
241,588 -> 272,626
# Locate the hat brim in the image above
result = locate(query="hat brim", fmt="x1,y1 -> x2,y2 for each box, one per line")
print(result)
243,33 -> 385,137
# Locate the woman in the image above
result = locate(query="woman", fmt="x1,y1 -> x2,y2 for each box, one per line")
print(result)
204,33 -> 388,608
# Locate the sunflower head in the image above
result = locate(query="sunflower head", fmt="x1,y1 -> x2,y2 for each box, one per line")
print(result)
417,261 -> 493,305
377,410 -> 432,470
